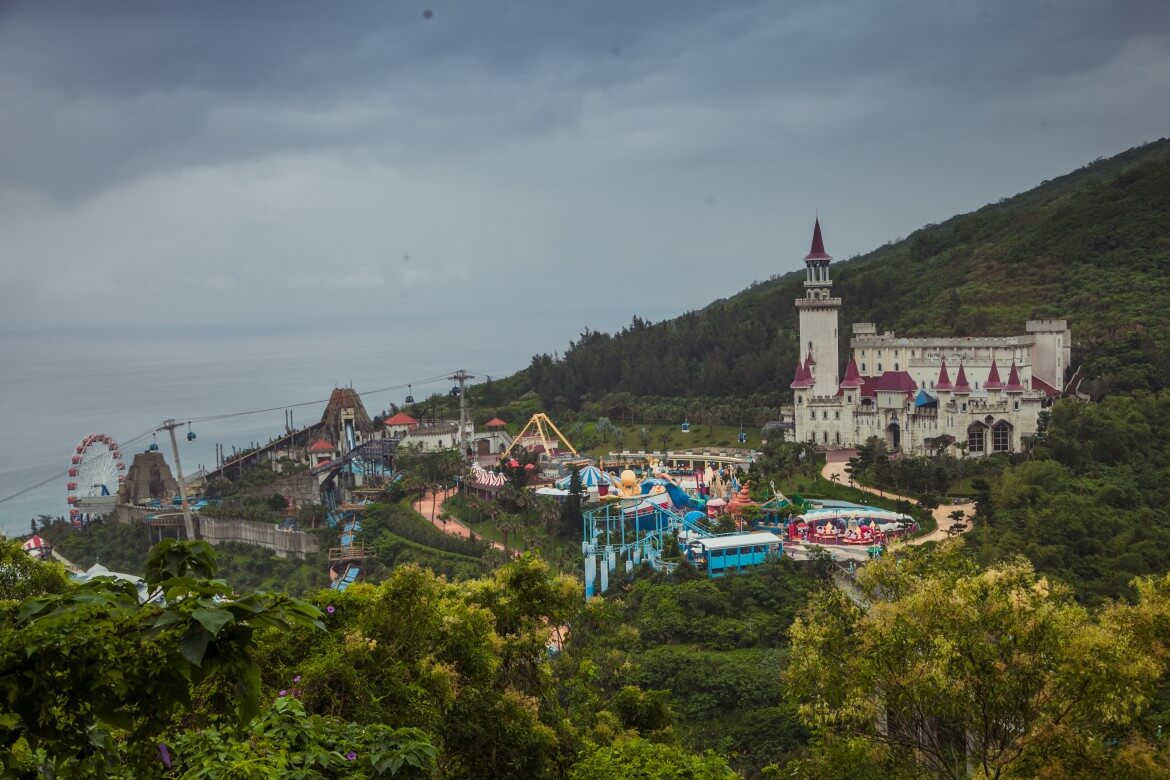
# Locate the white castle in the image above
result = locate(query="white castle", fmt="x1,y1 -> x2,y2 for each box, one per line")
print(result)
790,220 -> 1069,456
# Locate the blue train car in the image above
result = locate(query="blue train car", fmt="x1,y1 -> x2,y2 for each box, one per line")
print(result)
685,532 -> 784,577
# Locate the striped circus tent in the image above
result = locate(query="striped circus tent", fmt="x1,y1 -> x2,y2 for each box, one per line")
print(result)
470,464 -> 507,488
556,465 -> 614,490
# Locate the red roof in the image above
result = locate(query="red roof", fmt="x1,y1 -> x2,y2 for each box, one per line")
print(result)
952,362 -> 972,394
384,412 -> 418,426
935,359 -> 953,391
1031,373 -> 1060,397
984,361 -> 1004,390
805,349 -> 816,367
308,439 -> 335,453
789,360 -> 813,389
485,417 -> 507,428
1005,362 -> 1025,393
843,370 -> 917,399
839,357 -> 863,389
804,218 -> 832,261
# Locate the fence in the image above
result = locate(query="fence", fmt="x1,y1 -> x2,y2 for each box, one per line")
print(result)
199,518 -> 320,558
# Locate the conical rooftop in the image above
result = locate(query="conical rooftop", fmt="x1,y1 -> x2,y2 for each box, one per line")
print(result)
804,218 -> 832,261
953,362 -> 972,394
935,359 -> 954,391
1004,362 -> 1025,392
789,360 -> 812,389
839,357 -> 864,388
984,361 -> 1004,390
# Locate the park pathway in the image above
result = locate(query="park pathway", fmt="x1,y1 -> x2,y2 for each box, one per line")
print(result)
820,451 -> 974,546
410,488 -> 510,554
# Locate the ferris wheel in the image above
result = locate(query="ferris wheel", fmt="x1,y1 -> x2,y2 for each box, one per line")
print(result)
66,433 -> 125,519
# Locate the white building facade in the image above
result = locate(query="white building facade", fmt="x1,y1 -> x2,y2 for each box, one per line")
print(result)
789,221 -> 1069,457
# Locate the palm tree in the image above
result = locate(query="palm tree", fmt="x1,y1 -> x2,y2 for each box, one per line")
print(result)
535,498 -> 562,537
497,515 -> 521,551
637,427 -> 651,451
614,428 -> 627,452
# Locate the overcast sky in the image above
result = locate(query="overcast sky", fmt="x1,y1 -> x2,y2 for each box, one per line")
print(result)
1,0 -> 1168,334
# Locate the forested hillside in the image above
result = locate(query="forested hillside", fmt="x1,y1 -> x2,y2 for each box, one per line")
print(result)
515,138 -> 1170,408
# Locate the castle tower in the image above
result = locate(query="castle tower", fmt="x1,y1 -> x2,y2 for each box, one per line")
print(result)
795,218 -> 841,396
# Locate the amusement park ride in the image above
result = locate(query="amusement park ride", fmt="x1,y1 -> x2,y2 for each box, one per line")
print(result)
502,413 -> 578,459
66,433 -> 125,523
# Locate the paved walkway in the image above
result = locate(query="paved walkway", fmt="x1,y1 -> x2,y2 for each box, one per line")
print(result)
820,450 -> 974,546
410,489 -> 510,554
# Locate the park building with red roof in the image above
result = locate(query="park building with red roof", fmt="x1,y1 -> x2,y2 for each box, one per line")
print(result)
787,218 -> 1069,456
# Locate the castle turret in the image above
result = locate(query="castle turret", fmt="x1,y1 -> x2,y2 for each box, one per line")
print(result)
953,362 -> 972,395
1004,362 -> 1025,393
795,219 -> 841,396
984,361 -> 1003,402
934,359 -> 954,398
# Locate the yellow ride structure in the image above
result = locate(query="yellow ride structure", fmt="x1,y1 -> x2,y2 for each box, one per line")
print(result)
501,413 -> 579,459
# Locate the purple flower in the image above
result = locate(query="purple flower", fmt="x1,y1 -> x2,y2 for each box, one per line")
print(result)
158,743 -> 172,768
346,751 -> 357,761
326,605 -> 335,614
293,675 -> 302,682
279,690 -> 287,696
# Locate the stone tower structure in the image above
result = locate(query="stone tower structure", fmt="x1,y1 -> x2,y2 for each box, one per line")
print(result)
794,218 -> 841,396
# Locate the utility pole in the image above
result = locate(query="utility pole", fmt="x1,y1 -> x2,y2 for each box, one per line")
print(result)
449,369 -> 475,461
160,419 -> 197,541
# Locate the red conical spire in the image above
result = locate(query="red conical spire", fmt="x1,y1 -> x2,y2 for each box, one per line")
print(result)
789,360 -> 812,389
984,361 -> 1004,390
805,349 -> 816,366
953,361 -> 972,394
839,357 -> 863,388
935,359 -> 953,391
804,218 -> 832,261
1004,361 -> 1025,393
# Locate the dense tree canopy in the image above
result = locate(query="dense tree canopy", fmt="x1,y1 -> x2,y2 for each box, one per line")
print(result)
787,542 -> 1170,779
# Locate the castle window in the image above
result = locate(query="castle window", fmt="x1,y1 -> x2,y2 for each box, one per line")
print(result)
835,432 -> 840,444
878,363 -> 882,372
861,363 -> 866,372
1013,401 -> 1019,410
808,340 -> 813,351
797,396 -> 802,405
823,431 -> 829,443
810,411 -> 816,421
961,403 -> 967,411
967,423 -> 986,454
894,362 -> 899,371
847,395 -> 853,403
992,421 -> 1012,452
834,411 -> 840,420
822,411 -> 828,420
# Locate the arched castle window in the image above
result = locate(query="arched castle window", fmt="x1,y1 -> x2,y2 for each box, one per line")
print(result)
835,432 -> 840,444
823,431 -> 829,443
967,423 -> 986,454
878,363 -> 882,372
894,362 -> 899,371
1013,401 -> 1019,410
992,421 -> 1012,453
861,363 -> 866,372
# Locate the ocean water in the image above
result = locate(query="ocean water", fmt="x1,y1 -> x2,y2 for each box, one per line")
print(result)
0,313 -> 588,537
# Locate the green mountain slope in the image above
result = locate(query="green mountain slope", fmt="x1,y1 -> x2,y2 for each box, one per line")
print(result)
516,138 -> 1170,408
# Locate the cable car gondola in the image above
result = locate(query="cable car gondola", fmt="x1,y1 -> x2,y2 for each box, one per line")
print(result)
680,419 -> 691,433
449,385 -> 461,397
405,384 -> 415,404
187,422 -> 197,441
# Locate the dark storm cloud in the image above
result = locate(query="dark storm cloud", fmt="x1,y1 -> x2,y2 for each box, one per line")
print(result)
3,0 -> 1166,201
0,0 -> 1167,332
